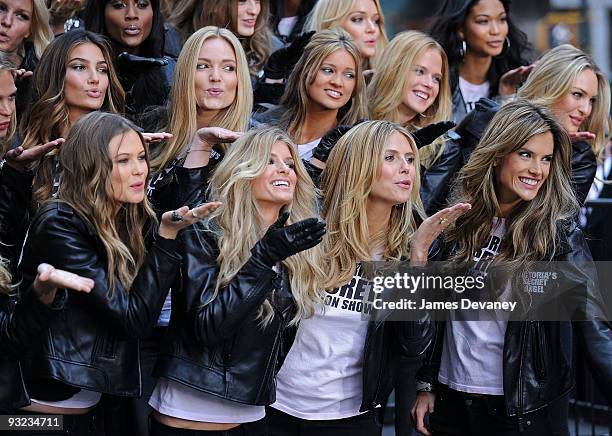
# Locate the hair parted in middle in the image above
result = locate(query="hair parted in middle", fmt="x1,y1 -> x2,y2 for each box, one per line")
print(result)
368,30 -> 452,130
58,111 -> 156,293
447,98 -> 578,265
167,0 -> 273,76
304,0 -> 388,69
20,30 -> 125,207
320,120 -> 425,290
517,44 -> 611,158
206,126 -> 325,325
368,30 -> 452,168
279,28 -> 368,144
151,26 -> 252,172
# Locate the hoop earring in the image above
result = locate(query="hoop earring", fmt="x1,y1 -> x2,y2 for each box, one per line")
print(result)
459,40 -> 467,58
498,36 -> 511,57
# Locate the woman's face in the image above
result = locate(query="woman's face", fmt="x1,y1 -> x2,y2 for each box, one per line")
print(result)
550,69 -> 598,134
461,0 -> 508,58
398,48 -> 443,122
0,69 -> 16,139
64,43 -> 110,120
194,37 -> 238,115
307,49 -> 356,112
494,131 -> 554,210
0,0 -> 32,54
251,140 -> 297,210
104,0 -> 154,54
109,129 -> 148,204
236,0 -> 261,37
340,0 -> 381,60
368,131 -> 416,206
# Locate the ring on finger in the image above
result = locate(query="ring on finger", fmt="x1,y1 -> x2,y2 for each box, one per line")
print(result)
439,217 -> 448,225
191,210 -> 199,218
171,211 -> 183,222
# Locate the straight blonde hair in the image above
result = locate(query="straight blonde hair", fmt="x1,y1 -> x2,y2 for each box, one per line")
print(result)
305,0 -> 388,69
320,120 -> 425,289
151,26 -> 252,172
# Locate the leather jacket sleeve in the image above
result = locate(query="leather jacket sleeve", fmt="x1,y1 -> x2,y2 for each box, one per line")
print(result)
570,141 -> 596,205
21,206 -> 181,339
185,233 -> 276,347
561,226 -> 612,405
0,162 -> 33,274
0,288 -> 66,361
420,138 -> 462,215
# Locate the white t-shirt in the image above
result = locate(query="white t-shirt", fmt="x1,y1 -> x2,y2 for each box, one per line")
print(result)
32,390 -> 102,409
297,138 -> 321,161
459,77 -> 490,114
277,16 -> 298,38
439,218 -> 507,395
272,264 -> 377,420
149,378 -> 265,424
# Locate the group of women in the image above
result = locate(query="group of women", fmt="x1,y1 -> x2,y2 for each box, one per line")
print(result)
1,0 -> 611,435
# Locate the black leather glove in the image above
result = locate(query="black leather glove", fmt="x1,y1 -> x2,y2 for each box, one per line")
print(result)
253,211 -> 326,266
412,121 -> 456,149
117,52 -> 169,72
264,31 -> 315,80
312,124 -> 354,163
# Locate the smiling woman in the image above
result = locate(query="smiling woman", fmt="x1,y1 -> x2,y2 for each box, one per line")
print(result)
255,28 -> 368,161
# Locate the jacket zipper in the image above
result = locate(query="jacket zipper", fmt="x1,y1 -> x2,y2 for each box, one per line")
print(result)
517,323 -> 528,430
533,323 -> 547,381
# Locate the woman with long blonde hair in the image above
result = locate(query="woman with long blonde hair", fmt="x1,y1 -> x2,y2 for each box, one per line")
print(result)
268,120 -> 468,435
149,126 -> 325,435
167,0 -> 279,80
412,99 -> 612,435
0,0 -> 53,117
17,111 -> 215,431
305,0 -> 387,70
256,28 -> 368,162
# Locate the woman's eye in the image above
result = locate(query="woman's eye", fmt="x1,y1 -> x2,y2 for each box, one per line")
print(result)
72,64 -> 86,71
351,16 -> 363,23
138,155 -> 147,161
385,155 -> 394,161
542,156 -> 553,162
476,19 -> 488,25
196,63 -> 209,70
519,151 -> 530,158
407,157 -> 415,164
268,159 -> 275,165
16,12 -> 29,20
433,76 -> 442,84
111,1 -> 127,8
344,72 -> 355,79
321,67 -> 333,74
137,0 -> 150,8
118,158 -> 129,164
223,65 -> 236,72
572,92 -> 583,98
98,67 -> 109,74
414,67 -> 424,75
286,162 -> 296,169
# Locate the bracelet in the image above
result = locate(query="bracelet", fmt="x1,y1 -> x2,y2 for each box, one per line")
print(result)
416,380 -> 435,393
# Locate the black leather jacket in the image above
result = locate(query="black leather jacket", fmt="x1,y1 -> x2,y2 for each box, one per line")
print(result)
0,289 -> 67,411
18,202 -> 181,397
421,98 -> 597,214
418,223 -> 612,430
154,228 -> 295,405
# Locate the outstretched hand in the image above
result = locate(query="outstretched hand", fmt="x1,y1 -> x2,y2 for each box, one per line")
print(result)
498,64 -> 534,96
569,131 -> 596,142
33,263 -> 94,305
5,138 -> 65,172
410,203 -> 471,263
255,211 -> 326,265
159,202 -> 223,240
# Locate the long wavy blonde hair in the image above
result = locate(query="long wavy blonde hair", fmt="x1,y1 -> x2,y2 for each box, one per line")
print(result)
320,120 -> 425,289
167,0 -> 272,76
151,26 -> 252,172
206,127 -> 325,325
279,28 -> 368,144
368,30 -> 452,167
447,99 -> 578,265
23,0 -> 53,59
304,0 -> 388,69
517,44 -> 610,159
57,112 -> 156,292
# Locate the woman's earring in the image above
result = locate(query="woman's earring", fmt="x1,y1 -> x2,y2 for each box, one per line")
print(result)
459,40 -> 467,58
